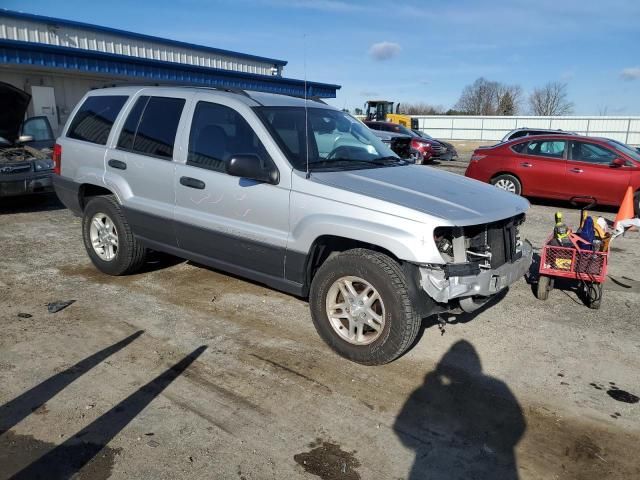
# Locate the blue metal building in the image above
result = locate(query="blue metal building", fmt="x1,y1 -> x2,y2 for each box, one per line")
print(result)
0,9 -> 340,133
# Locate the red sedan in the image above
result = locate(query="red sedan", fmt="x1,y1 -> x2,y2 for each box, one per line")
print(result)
465,134 -> 640,211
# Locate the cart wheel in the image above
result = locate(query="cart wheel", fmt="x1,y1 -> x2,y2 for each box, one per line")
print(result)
536,275 -> 552,300
586,283 -> 603,310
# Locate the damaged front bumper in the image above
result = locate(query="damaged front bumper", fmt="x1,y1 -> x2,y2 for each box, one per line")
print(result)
419,240 -> 533,305
0,172 -> 53,197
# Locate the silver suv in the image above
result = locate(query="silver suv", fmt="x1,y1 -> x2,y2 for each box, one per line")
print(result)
53,86 -> 532,365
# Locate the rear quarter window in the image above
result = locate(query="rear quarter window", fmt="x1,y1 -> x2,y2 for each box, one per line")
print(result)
67,95 -> 128,145
511,142 -> 528,153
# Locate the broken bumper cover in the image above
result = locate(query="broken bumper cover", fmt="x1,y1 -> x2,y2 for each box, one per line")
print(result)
419,240 -> 533,303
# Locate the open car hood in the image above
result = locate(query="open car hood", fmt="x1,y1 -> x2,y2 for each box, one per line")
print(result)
0,81 -> 31,144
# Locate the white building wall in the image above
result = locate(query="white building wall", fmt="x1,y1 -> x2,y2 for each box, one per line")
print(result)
415,115 -> 640,144
1,66 -> 149,133
0,14 -> 281,76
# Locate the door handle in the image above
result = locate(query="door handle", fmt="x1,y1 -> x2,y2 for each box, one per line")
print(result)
108,159 -> 127,170
180,176 -> 206,190
520,162 -> 533,168
570,168 -> 583,174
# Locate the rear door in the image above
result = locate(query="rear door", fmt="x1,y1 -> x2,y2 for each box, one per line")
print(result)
105,93 -> 189,247
565,140 -> 631,205
514,139 -> 567,198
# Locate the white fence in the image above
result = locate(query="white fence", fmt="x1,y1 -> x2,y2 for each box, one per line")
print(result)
414,116 -> 640,145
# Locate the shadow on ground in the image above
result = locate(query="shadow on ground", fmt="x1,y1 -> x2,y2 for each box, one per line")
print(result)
0,193 -> 64,214
394,340 -> 526,480
0,331 -> 206,480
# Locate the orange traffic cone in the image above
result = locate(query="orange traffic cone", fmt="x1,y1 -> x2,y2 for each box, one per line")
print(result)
614,186 -> 636,229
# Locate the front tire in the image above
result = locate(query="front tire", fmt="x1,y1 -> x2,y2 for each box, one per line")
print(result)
536,275 -> 552,300
491,174 -> 522,195
309,249 -> 421,365
82,195 -> 146,276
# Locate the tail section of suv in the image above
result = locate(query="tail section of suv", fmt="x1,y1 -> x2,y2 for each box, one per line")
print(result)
54,86 -> 532,365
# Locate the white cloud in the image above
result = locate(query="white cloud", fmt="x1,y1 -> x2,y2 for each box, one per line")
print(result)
369,42 -> 401,61
621,67 -> 640,81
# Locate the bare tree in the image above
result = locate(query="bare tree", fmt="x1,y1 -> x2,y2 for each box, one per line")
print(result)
528,82 -> 574,116
454,77 -> 500,115
400,102 -> 444,115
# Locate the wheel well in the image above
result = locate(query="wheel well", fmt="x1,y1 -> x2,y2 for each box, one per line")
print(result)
490,171 -> 523,192
304,235 -> 398,291
79,184 -> 113,211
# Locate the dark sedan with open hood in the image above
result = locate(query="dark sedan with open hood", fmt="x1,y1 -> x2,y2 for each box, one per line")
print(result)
1,81 -> 56,197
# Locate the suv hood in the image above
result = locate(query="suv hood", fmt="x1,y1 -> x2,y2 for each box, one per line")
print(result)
0,81 -> 31,145
310,165 -> 529,224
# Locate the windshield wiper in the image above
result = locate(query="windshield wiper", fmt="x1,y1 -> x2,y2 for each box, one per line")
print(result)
308,158 -> 383,170
369,156 -> 410,166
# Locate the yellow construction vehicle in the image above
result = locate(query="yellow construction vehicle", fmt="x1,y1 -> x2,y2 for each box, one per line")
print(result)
364,100 -> 418,129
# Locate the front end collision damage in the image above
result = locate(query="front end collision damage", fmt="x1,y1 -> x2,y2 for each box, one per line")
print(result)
419,240 -> 533,312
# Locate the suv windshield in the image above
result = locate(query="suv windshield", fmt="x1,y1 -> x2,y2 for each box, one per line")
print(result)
255,107 -> 401,171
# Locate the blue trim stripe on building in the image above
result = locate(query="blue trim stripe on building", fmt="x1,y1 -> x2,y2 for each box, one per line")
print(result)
0,9 -> 288,66
0,39 -> 340,98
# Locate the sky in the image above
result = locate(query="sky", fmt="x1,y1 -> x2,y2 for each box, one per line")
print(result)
5,0 -> 640,114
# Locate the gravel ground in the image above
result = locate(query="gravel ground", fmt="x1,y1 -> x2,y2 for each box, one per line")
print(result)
1,174 -> 639,480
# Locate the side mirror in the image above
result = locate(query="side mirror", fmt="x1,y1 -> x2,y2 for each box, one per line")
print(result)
226,155 -> 279,184
611,157 -> 626,167
17,135 -> 34,143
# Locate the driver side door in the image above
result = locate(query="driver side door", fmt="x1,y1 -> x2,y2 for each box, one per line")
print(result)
173,99 -> 291,282
565,140 -> 631,205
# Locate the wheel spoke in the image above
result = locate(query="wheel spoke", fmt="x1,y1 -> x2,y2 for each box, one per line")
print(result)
347,318 -> 357,339
355,322 -> 365,343
364,291 -> 380,308
337,282 -> 351,302
367,308 -> 383,323
358,285 -> 373,301
92,217 -> 103,231
366,318 -> 382,332
344,279 -> 358,298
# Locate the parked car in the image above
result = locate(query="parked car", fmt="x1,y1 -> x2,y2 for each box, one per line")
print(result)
0,81 -> 56,197
364,120 -> 450,162
54,86 -> 531,365
465,134 -> 640,213
412,129 -> 458,160
501,128 -> 577,143
367,128 -> 416,161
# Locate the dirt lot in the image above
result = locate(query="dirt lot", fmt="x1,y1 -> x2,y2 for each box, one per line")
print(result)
1,167 -> 639,479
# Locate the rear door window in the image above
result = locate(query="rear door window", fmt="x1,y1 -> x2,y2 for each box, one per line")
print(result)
67,95 -> 128,145
569,141 -> 617,165
524,140 -> 566,159
117,96 -> 149,151
117,96 -> 185,159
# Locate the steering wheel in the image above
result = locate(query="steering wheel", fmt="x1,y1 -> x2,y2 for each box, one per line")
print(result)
326,145 -> 356,160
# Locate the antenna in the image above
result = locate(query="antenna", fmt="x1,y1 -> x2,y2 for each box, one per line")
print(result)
304,33 -> 310,179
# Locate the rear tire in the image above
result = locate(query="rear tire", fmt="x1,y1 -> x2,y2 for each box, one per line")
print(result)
82,195 -> 146,276
309,249 -> 421,365
491,174 -> 522,195
585,283 -> 603,310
